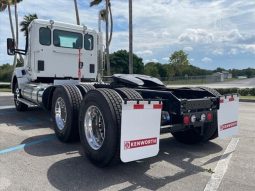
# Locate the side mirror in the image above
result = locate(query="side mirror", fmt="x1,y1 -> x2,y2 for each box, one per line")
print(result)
7,38 -> 15,55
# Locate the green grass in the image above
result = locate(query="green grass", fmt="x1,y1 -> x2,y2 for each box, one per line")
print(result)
0,88 -> 11,92
224,78 -> 236,82
240,96 -> 255,100
163,79 -> 207,85
163,78 -> 241,85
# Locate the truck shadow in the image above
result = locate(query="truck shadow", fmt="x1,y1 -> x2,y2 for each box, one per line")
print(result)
21,134 -> 81,157
44,137 -> 223,191
9,106 -> 225,190
0,107 -> 53,131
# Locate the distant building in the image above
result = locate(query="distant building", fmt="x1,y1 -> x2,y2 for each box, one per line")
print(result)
212,72 -> 224,82
212,71 -> 232,82
237,76 -> 247,79
222,71 -> 232,79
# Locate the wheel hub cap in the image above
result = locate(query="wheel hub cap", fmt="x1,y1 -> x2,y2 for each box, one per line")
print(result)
84,106 -> 105,150
55,97 -> 67,130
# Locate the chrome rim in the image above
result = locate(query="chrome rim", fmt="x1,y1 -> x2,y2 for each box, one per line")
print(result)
84,105 -> 105,150
14,87 -> 20,105
55,97 -> 67,131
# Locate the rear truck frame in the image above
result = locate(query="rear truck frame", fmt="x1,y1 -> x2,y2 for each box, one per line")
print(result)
6,19 -> 239,167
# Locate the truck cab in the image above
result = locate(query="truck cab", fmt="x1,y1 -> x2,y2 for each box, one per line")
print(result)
11,19 -> 101,84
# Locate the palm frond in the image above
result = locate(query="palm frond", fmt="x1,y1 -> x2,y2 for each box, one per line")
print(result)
19,13 -> 38,36
0,0 -> 7,11
90,0 -> 103,7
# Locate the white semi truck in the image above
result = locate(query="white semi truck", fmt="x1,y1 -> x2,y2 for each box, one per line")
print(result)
7,19 -> 239,167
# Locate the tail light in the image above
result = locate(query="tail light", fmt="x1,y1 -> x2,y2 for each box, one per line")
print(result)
207,112 -> 213,121
183,115 -> 190,125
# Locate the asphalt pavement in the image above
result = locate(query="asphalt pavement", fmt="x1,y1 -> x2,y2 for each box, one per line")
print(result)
0,94 -> 254,191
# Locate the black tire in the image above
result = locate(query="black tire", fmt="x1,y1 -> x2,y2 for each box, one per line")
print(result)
79,88 -> 122,167
171,112 -> 218,144
76,84 -> 95,97
14,83 -> 28,112
114,88 -> 143,99
52,85 -> 82,142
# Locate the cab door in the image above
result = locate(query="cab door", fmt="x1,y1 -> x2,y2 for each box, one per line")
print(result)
83,33 -> 98,79
33,27 -> 52,79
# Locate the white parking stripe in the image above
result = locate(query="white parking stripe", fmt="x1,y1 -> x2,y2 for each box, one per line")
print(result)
204,138 -> 239,191
0,106 -> 15,110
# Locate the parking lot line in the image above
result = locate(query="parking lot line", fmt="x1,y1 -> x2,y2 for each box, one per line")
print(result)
204,137 -> 239,191
0,106 -> 15,110
0,135 -> 56,155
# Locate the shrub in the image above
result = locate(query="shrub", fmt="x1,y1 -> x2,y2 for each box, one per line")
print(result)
215,88 -> 255,96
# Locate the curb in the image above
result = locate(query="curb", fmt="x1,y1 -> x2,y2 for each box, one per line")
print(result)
0,92 -> 12,96
240,99 -> 255,103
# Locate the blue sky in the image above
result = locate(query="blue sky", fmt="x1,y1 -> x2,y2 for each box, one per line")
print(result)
0,0 -> 255,70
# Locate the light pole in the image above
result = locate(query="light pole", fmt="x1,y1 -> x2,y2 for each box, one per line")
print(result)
74,0 -> 80,25
129,0 -> 133,74
105,0 -> 111,76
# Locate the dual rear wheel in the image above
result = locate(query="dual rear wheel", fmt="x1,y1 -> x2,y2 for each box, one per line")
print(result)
51,85 -> 142,166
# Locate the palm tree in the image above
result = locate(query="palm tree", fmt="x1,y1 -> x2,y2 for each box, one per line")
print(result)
0,0 -> 17,67
90,0 -> 113,76
73,0 -> 80,25
0,1 -> 7,11
1,0 -> 24,67
13,0 -> 23,51
20,13 -> 38,37
20,13 -> 38,53
0,1 -> 15,44
13,0 -> 23,65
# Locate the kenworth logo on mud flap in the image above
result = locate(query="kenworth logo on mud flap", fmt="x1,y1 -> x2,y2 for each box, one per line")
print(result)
124,137 -> 157,150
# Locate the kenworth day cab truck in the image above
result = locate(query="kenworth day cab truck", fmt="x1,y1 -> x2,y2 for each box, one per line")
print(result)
6,19 -> 239,167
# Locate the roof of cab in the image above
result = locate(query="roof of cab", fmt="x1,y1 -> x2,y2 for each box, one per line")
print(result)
30,19 -> 95,33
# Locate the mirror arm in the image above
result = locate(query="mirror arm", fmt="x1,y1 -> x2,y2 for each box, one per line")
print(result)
14,49 -> 27,55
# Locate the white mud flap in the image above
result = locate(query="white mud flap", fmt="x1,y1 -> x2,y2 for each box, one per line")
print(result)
120,101 -> 162,163
217,94 -> 239,139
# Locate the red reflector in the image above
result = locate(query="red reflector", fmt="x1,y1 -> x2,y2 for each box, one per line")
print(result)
229,97 -> 234,102
153,104 -> 162,109
183,115 -> 190,125
133,104 -> 144,109
207,112 -> 213,121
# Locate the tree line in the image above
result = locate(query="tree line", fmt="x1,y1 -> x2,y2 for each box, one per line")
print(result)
1,49 -> 254,82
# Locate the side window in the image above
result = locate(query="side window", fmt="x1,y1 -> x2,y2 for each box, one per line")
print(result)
84,34 -> 94,50
53,29 -> 82,49
39,27 -> 51,46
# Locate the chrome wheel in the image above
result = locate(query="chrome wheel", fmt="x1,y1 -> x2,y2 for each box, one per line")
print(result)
14,87 -> 20,106
84,105 -> 105,150
55,97 -> 67,131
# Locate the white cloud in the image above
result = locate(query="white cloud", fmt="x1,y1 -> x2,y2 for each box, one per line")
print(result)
145,58 -> 159,63
212,49 -> 224,55
178,29 -> 214,44
222,29 -> 243,42
189,58 -> 195,62
136,50 -> 153,56
239,44 -> 255,54
151,58 -> 159,63
183,46 -> 193,52
229,48 -> 238,55
202,57 -> 213,63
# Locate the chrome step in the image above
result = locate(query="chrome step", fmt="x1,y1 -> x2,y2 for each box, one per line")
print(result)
17,98 -> 38,107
